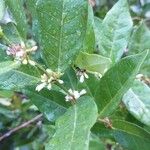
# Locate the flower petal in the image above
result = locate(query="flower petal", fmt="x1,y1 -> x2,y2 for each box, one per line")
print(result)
84,73 -> 89,79
36,82 -> 46,92
79,89 -> 86,96
79,75 -> 84,83
58,79 -> 64,84
47,83 -> 52,90
73,91 -> 80,99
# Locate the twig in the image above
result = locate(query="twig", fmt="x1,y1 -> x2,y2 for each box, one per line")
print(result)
0,114 -> 43,142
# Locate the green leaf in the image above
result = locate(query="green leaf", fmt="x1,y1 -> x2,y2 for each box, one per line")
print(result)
36,0 -> 88,72
26,0 -> 40,41
23,89 -> 67,122
83,4 -> 95,53
0,104 -> 18,119
46,96 -> 98,150
0,44 -> 11,62
94,17 -> 102,53
2,23 -> 22,44
75,52 -> 112,75
89,134 -> 105,150
129,21 -> 150,54
99,0 -> 133,62
5,0 -> 27,39
0,65 -> 40,90
0,0 -> 5,20
0,61 -> 19,75
112,120 -> 150,150
128,21 -> 150,76
62,67 -> 78,90
123,80 -> 150,126
94,50 -> 148,118
93,120 -> 150,150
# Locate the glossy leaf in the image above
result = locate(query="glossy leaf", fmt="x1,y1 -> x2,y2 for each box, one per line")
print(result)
94,50 -> 148,118
112,120 -> 150,150
5,0 -> 27,39
46,96 -> 98,150
128,21 -> 150,76
99,0 -> 133,62
123,80 -> 150,126
75,52 -> 112,75
24,89 -> 67,122
36,0 -> 88,72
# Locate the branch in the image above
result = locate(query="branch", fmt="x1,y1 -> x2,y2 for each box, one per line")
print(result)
0,114 -> 43,142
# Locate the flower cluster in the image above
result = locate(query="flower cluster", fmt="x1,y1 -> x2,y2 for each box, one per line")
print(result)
6,42 -> 37,65
65,89 -> 86,102
36,69 -> 64,92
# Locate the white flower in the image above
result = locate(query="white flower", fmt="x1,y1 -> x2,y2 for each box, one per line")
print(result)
36,69 -> 64,92
41,74 -> 48,82
36,82 -> 47,92
76,70 -> 89,83
136,74 -> 144,80
46,69 -> 52,74
47,83 -> 52,90
94,72 -> 102,79
58,79 -> 64,84
22,58 -> 28,65
65,89 -> 86,102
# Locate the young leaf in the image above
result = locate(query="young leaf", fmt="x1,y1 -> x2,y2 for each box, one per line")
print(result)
5,0 -> 28,39
99,0 -> 133,62
23,89 -> 67,122
128,21 -> 150,76
94,50 -> 148,118
75,52 -> 112,75
112,120 -> 150,150
36,0 -> 88,72
123,80 -> 150,126
46,96 -> 98,150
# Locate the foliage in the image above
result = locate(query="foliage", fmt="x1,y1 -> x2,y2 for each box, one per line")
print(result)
0,0 -> 150,150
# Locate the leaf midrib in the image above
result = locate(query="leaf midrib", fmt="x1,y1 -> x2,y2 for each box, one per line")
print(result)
57,0 -> 65,71
97,56 -> 146,117
69,105 -> 77,149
